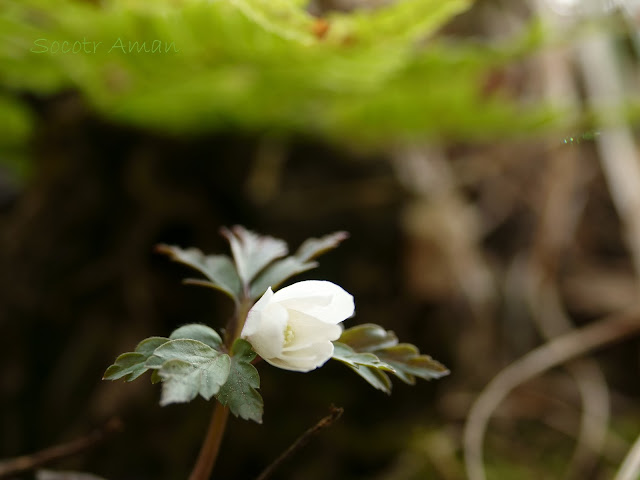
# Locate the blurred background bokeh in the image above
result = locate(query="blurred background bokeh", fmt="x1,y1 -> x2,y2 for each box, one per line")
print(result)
3,0 -> 640,478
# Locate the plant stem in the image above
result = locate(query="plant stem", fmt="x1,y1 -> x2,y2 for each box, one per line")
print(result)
188,404 -> 230,480
188,297 -> 253,480
227,297 -> 253,349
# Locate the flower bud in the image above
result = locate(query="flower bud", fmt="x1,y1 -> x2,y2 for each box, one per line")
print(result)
241,280 -> 355,372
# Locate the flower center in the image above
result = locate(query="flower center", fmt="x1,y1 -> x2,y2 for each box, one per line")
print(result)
284,325 -> 295,345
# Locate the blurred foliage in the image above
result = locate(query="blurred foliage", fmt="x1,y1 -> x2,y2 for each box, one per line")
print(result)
0,0 -> 556,163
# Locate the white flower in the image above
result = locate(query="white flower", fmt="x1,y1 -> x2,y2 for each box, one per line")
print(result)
241,280 -> 355,372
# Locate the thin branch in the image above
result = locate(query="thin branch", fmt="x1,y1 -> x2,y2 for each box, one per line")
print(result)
531,282 -> 610,479
0,418 -> 123,479
463,307 -> 640,480
256,406 -> 344,480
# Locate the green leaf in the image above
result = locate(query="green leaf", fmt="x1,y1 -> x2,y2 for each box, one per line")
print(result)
337,323 -> 398,352
1,0 -> 561,147
221,226 -> 288,286
249,231 -> 349,299
145,354 -> 165,369
332,342 -> 395,371
295,231 -> 349,262
328,0 -> 472,46
149,339 -> 231,405
150,370 -> 162,384
103,336 -> 170,382
334,324 -> 449,390
230,0 -> 316,44
332,342 -> 394,393
345,364 -> 393,394
249,256 -> 317,299
103,353 -> 147,382
169,324 -> 223,351
155,244 -> 242,301
216,339 -> 263,423
377,344 -> 449,382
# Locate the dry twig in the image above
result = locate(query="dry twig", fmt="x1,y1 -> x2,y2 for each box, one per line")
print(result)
463,307 -> 640,480
0,418 -> 123,479
255,406 -> 343,480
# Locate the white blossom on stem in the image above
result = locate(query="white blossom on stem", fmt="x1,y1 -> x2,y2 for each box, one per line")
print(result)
241,280 -> 355,372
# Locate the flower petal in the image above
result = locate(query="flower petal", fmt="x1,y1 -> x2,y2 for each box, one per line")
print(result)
242,289 -> 289,359
266,341 -> 334,372
241,287 -> 274,337
272,280 -> 355,324
281,310 -> 342,352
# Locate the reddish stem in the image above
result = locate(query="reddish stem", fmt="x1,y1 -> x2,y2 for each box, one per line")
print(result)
187,297 -> 253,480
188,404 -> 230,480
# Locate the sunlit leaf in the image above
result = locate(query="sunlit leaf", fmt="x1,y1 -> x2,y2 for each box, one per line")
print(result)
221,226 -> 288,286
149,339 -> 231,405
169,324 -> 223,351
249,231 -> 348,299
0,0 -> 560,148
216,339 -> 263,423
327,0 -> 472,45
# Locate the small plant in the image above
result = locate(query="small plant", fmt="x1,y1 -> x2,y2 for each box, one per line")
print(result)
103,226 -> 449,479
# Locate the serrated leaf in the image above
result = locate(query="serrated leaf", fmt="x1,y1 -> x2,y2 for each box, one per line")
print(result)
156,245 -> 242,301
248,231 -> 348,299
249,256 -> 318,299
338,323 -> 398,352
216,339 -> 263,423
295,231 -> 349,262
345,364 -> 392,394
136,337 -> 171,356
332,342 -> 395,371
103,353 -> 146,382
332,342 -> 394,393
377,344 -> 449,381
150,339 -> 231,405
169,324 -> 223,350
159,358 -> 228,405
221,226 -> 288,286
145,354 -> 165,369
389,369 -> 415,385
103,336 -> 169,382
334,324 -> 449,389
